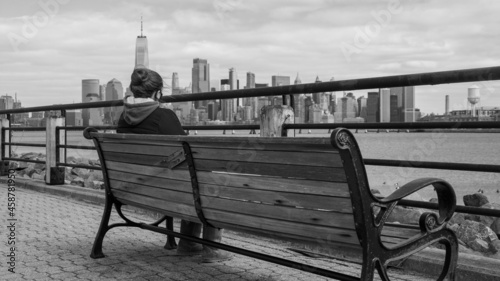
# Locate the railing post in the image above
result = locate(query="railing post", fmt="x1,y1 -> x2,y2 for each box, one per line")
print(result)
259,105 -> 295,137
0,118 -> 10,176
45,112 -> 65,185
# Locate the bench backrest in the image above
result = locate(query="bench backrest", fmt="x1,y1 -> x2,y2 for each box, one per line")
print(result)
87,129 -> 417,254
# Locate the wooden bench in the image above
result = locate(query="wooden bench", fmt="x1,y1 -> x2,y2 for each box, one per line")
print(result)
84,127 -> 458,281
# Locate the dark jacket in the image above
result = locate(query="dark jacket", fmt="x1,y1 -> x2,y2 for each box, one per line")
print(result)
117,97 -> 185,135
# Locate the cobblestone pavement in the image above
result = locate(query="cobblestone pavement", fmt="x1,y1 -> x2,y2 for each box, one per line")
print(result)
0,186 -> 436,281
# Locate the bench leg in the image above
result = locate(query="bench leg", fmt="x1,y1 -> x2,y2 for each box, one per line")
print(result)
164,216 -> 178,250
90,199 -> 113,259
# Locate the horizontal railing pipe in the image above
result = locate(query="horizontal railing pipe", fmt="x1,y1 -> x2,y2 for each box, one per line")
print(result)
2,127 -> 45,131
1,66 -> 500,115
59,145 -> 96,150
60,126 -> 117,131
57,162 -> 100,170
5,142 -> 46,148
364,159 -> 500,173
284,121 -> 500,130
3,158 -> 45,164
183,125 -> 259,130
399,199 -> 500,217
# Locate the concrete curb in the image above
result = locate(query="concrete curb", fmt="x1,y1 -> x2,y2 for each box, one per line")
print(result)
1,177 -> 105,205
4,177 -> 500,281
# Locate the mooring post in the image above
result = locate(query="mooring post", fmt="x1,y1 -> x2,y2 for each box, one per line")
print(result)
260,105 -> 295,137
45,112 -> 65,185
0,118 -> 10,176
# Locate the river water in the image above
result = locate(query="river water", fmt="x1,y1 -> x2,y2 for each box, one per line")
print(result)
8,129 -> 500,204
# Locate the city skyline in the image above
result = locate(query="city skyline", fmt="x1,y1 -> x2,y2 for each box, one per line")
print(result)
1,1 -> 500,114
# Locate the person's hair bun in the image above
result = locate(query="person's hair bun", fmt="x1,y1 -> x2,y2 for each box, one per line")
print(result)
129,68 -> 163,98
131,69 -> 149,86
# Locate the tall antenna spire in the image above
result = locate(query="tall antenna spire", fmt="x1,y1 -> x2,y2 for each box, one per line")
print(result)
141,15 -> 143,37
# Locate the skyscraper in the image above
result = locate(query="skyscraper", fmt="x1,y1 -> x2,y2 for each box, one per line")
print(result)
104,78 -> 124,125
313,76 -> 321,104
357,96 -> 367,120
172,72 -> 179,90
192,58 -> 210,108
334,94 -> 357,123
82,79 -> 100,126
246,72 -> 258,119
135,17 -> 149,69
390,86 -> 415,122
390,95 -> 400,122
229,68 -> 238,108
246,72 -> 255,88
366,91 -> 379,123
293,73 -> 302,123
271,75 -> 290,105
272,75 -> 290,87
379,88 -> 390,123
403,86 -> 415,122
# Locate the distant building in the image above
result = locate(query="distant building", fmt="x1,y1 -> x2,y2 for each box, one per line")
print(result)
293,73 -> 303,123
313,76 -> 321,105
448,106 -> 500,122
379,88 -> 390,123
192,58 -> 210,109
229,68 -> 238,108
246,72 -> 258,119
246,72 -> 255,88
221,84 -> 233,122
271,75 -> 290,87
0,95 -> 14,119
172,72 -> 180,94
104,78 -> 123,125
334,93 -> 357,123
271,75 -> 290,105
390,94 -> 400,122
86,93 -> 103,126
366,91 -> 379,123
357,96 -> 367,120
66,110 -> 83,126
81,79 -> 100,126
390,86 -> 415,122
135,18 -> 149,69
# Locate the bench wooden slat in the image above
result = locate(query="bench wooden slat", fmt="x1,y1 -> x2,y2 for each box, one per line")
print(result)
98,134 -> 335,152
112,189 -> 197,219
108,170 -> 192,192
105,161 -> 190,181
201,196 -> 355,229
196,171 -> 350,197
100,142 -> 182,156
199,183 -> 353,212
110,179 -> 193,205
190,147 -> 343,167
104,152 -> 188,169
204,209 -> 361,246
193,159 -> 346,182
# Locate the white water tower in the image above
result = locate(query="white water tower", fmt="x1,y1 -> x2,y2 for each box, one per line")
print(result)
467,85 -> 480,117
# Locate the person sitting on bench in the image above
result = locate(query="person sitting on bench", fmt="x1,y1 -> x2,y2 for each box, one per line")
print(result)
117,67 -> 231,262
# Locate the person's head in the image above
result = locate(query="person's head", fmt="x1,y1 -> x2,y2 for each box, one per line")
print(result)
129,68 -> 163,100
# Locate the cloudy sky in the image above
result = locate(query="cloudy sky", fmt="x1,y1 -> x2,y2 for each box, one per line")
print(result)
1,0 -> 500,114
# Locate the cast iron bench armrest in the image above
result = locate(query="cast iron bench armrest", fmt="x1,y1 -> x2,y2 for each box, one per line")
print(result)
379,178 -> 456,227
